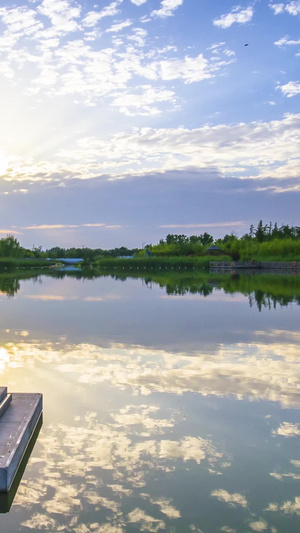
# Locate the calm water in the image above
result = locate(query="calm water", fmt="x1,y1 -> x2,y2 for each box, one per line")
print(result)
0,271 -> 299,532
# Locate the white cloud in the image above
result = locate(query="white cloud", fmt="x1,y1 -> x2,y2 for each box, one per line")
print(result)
274,36 -> 300,46
3,113 -> 298,186
159,53 -> 212,83
82,1 -> 122,27
160,221 -> 245,229
37,0 -> 81,36
250,157 -> 300,183
151,0 -> 183,19
127,27 -> 148,47
213,6 -> 254,29
0,0 -> 298,198
131,0 -> 148,5
157,45 -> 235,84
111,85 -> 176,116
269,3 -> 285,14
285,0 -> 300,15
0,6 -> 43,37
0,229 -> 21,235
23,223 -> 106,230
0,61 -> 14,79
0,32 -> 19,52
106,19 -> 133,33
270,1 -> 300,15
0,3 -> 234,108
61,113 -> 300,182
277,80 -> 300,97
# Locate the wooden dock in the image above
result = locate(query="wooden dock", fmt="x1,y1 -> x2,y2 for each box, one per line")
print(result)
0,388 -> 42,492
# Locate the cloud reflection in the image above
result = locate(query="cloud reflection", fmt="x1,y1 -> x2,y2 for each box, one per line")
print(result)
1,332 -> 297,531
210,489 -> 248,508
248,520 -> 269,531
1,333 -> 300,407
127,508 -> 166,532
15,406 -> 225,531
273,422 -> 300,437
266,497 -> 300,515
25,294 -> 121,302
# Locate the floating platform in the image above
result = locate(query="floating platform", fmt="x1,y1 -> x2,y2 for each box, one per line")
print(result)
0,389 -> 42,492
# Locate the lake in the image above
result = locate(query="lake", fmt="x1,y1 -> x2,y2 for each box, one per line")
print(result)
0,270 -> 299,532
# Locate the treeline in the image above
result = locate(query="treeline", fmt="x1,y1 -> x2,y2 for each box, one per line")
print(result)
1,220 -> 300,261
0,236 -> 138,260
217,221 -> 300,260
146,232 -> 214,257
146,221 -> 300,260
45,246 -> 138,260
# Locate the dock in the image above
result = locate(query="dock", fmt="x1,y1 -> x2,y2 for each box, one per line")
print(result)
0,388 -> 42,492
210,260 -> 300,271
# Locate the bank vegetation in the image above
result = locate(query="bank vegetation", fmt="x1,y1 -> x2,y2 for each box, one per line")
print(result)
0,221 -> 300,271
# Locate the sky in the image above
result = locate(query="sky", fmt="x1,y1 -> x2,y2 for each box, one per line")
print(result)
0,0 -> 299,250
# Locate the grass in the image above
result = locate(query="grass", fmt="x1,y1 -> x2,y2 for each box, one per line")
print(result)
93,255 -> 233,271
0,258 -> 54,270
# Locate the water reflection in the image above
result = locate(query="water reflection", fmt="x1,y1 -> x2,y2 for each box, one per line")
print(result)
0,272 -> 299,531
0,274 -> 20,297
1,337 -> 299,407
1,270 -> 300,311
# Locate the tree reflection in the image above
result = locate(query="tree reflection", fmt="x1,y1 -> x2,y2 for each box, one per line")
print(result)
0,275 -> 20,297
0,270 -> 300,310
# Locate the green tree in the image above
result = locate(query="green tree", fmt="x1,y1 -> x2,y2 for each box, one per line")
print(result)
255,220 -> 267,243
199,232 -> 213,246
0,235 -> 23,257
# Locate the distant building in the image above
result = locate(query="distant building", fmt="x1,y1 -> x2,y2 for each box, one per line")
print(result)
206,244 -> 223,255
56,258 -> 83,264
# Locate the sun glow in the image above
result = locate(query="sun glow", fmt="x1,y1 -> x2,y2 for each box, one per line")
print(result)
0,152 -> 8,175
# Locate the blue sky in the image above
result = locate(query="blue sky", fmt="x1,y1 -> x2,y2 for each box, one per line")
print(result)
0,0 -> 299,249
